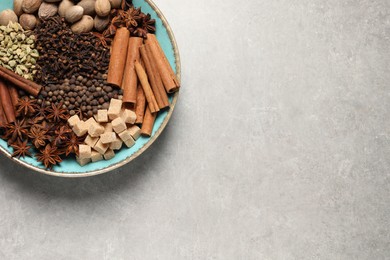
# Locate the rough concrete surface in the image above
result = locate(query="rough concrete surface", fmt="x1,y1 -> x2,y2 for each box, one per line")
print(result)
0,0 -> 389,259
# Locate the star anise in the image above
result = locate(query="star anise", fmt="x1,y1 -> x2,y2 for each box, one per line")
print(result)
46,102 -> 69,122
36,120 -> 50,132
125,7 -> 142,28
26,116 -> 45,128
2,119 -> 28,145
28,125 -> 49,149
53,125 -> 72,147
34,102 -> 48,118
112,14 -> 124,28
134,13 -> 155,38
74,107 -> 85,120
16,97 -> 37,116
93,32 -> 111,48
63,132 -> 83,156
11,140 -> 32,159
36,144 -> 62,169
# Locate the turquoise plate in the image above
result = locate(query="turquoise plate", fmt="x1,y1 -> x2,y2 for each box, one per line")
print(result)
0,0 -> 180,177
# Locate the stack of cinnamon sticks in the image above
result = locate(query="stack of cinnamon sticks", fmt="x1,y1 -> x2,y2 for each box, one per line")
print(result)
107,28 -> 180,136
0,66 -> 42,126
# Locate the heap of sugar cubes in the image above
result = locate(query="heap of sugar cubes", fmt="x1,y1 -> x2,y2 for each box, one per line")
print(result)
67,99 -> 141,166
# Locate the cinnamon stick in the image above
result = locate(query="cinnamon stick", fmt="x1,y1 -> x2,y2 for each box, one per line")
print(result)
135,84 -> 146,124
122,37 -> 143,104
141,106 -> 156,137
0,98 -> 8,127
134,61 -> 159,113
0,80 -> 16,123
140,44 -> 169,109
0,66 -> 41,96
145,44 -> 170,109
145,33 -> 180,93
8,84 -> 19,108
107,27 -> 130,87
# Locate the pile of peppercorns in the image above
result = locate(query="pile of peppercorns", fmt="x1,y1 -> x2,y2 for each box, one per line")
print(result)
33,16 -> 120,119
36,74 -> 123,118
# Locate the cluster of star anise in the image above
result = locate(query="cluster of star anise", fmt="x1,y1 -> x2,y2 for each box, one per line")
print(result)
94,3 -> 156,48
0,97 -> 83,169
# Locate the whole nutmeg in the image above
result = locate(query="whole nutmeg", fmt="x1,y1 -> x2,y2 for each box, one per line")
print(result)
71,15 -> 94,33
65,6 -> 84,23
19,13 -> 37,30
109,0 -> 121,9
95,0 -> 110,17
22,0 -> 42,14
13,0 -> 24,17
94,15 -> 109,32
77,0 -> 96,16
58,0 -> 74,17
0,9 -> 18,26
38,2 -> 58,19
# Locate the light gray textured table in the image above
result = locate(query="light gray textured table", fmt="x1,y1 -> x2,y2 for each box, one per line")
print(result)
0,0 -> 389,259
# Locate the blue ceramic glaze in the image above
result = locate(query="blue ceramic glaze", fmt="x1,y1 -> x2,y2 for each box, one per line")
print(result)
0,0 -> 179,176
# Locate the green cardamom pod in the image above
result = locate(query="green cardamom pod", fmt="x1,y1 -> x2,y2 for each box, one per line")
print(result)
9,60 -> 16,67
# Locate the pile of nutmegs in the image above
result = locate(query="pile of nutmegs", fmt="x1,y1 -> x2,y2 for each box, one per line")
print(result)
0,0 -> 120,32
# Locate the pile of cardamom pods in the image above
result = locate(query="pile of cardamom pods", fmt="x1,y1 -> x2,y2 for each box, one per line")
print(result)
0,22 -> 39,80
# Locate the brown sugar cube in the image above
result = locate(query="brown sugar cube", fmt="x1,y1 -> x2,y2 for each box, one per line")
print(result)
120,109 -> 136,124
96,109 -> 108,123
79,144 -> 92,159
73,121 -> 88,137
118,129 -> 132,142
128,125 -> 141,140
107,98 -> 122,120
111,117 -> 126,133
94,139 -> 109,155
76,156 -> 91,166
124,137 -> 135,148
88,123 -> 105,137
91,150 -> 103,162
85,117 -> 96,125
104,123 -> 113,133
100,132 -> 116,144
104,149 -> 115,160
109,136 -> 123,150
68,114 -> 80,127
84,135 -> 99,147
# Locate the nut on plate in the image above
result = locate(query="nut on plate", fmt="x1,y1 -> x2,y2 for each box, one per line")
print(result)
71,15 -> 94,33
94,15 -> 109,32
22,0 -> 42,14
0,9 -> 18,26
19,13 -> 37,30
38,2 -> 58,19
58,0 -> 74,17
77,0 -> 96,16
95,0 -> 111,17
13,0 -> 24,17
65,5 -> 84,23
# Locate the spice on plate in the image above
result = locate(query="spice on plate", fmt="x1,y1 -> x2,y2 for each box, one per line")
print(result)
0,79 -> 17,123
0,22 -> 39,80
139,44 -> 169,109
33,15 -> 122,119
0,0 -> 179,169
121,37 -> 143,104
145,33 -> 180,93
106,27 -> 129,87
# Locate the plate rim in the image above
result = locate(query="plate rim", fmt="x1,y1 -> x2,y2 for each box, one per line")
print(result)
0,0 -> 181,178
